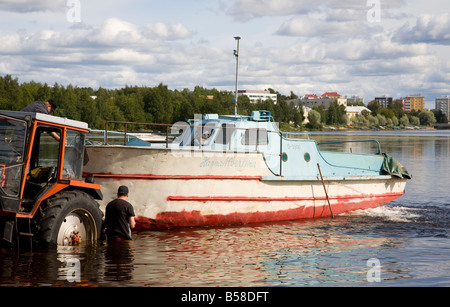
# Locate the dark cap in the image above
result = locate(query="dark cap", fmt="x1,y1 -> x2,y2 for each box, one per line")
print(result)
47,99 -> 58,111
118,185 -> 129,195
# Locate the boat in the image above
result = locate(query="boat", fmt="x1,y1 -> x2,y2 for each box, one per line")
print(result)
83,110 -> 411,230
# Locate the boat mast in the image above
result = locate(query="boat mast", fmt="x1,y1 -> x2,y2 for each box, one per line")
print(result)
234,36 -> 241,116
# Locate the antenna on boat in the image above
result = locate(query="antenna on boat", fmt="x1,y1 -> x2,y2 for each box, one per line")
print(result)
233,36 -> 241,116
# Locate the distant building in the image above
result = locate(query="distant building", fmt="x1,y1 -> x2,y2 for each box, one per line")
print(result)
238,90 -> 277,104
436,95 -> 450,120
345,95 -> 364,105
374,96 -> 393,108
299,92 -> 347,109
301,94 -> 319,100
321,92 -> 342,99
346,106 -> 371,119
403,95 -> 424,112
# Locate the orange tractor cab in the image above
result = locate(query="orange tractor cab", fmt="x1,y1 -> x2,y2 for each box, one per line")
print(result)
0,111 -> 103,247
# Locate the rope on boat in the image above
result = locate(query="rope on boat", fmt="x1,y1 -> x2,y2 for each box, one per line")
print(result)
317,163 -> 334,219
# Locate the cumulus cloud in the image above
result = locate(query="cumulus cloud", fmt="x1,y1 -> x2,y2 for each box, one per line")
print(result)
394,13 -> 450,45
276,16 -> 363,37
0,16 -> 224,89
226,0 -> 312,22
226,0 -> 405,22
0,0 -> 448,104
143,23 -> 193,41
0,0 -> 66,13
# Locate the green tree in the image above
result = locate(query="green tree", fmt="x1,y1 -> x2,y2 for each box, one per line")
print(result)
312,105 -> 326,124
418,110 -> 436,126
410,116 -> 420,126
388,101 -> 405,118
367,100 -> 381,116
307,109 -> 322,129
399,115 -> 409,126
326,101 -> 346,125
143,83 -> 173,124
432,110 -> 448,123
0,75 -> 20,110
376,114 -> 387,126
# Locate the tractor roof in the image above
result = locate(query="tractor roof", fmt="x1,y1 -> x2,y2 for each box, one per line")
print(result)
0,110 -> 89,130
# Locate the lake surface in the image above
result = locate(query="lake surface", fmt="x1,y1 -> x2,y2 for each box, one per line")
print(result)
0,130 -> 449,288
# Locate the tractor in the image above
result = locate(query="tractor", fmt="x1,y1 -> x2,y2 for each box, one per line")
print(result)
0,111 -> 103,248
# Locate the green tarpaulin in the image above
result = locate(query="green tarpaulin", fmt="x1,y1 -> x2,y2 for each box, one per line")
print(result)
382,154 -> 412,179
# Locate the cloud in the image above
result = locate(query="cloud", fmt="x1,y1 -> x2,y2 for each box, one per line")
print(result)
0,17 -> 225,89
394,13 -> 450,45
276,16 -> 365,37
0,0 -> 66,13
0,0 -> 449,105
226,0 -> 312,22
226,0 -> 405,22
143,23 -> 193,41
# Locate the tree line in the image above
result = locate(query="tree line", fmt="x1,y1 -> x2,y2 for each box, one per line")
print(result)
0,75 -> 303,131
1,75 -> 445,131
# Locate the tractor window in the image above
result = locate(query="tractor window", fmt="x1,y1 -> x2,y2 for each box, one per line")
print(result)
0,116 -> 27,197
28,127 -> 61,170
24,127 -> 61,199
63,130 -> 85,180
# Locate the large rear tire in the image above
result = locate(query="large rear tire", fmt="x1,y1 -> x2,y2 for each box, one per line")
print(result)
36,191 -> 103,246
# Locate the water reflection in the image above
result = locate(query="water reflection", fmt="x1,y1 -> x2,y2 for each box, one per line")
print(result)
0,216 -> 409,287
117,217 -> 412,286
104,241 -> 135,283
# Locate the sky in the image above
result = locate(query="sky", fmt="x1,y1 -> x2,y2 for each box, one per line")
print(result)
1,0 -> 450,109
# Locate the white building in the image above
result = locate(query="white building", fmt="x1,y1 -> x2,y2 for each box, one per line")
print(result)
436,96 -> 450,121
346,106 -> 371,119
238,90 -> 277,104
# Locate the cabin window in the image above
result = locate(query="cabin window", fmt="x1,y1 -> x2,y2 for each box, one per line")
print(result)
241,129 -> 269,146
191,123 -> 215,146
214,124 -> 235,145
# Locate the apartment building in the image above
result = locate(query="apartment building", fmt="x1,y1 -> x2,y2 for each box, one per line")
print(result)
300,92 -> 347,109
374,96 -> 393,108
238,90 -> 278,104
403,95 -> 424,112
436,95 -> 450,120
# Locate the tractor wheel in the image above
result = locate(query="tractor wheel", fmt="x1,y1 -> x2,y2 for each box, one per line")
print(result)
36,191 -> 103,246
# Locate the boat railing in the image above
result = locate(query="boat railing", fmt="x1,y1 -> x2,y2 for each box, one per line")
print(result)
92,120 -> 288,174
96,120 -> 287,148
92,120 -> 382,177
317,140 -> 382,154
281,131 -> 310,139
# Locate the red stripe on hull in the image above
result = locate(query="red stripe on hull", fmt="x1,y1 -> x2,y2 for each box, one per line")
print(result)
84,172 -> 261,181
134,193 -> 403,231
167,192 -> 403,203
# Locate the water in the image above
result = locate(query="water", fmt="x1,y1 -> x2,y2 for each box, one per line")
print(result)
1,130 -> 449,287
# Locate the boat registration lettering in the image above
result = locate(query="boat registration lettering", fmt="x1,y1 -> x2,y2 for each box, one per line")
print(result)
200,157 -> 256,168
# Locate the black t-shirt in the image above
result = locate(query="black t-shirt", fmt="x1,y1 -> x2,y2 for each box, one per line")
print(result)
105,198 -> 135,240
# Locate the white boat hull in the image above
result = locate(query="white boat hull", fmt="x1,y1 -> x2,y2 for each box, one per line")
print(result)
84,146 -> 406,230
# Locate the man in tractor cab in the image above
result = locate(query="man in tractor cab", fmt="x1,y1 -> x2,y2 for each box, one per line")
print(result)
21,99 -> 58,115
104,186 -> 136,242
21,99 -> 60,141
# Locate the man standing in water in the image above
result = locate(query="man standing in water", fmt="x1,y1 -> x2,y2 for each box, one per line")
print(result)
104,186 -> 136,242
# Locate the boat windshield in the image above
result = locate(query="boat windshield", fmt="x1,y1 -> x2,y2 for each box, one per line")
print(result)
178,122 -> 217,146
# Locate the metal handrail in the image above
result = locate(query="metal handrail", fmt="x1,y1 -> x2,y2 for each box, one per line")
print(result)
97,120 -> 383,178
317,139 -> 382,154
